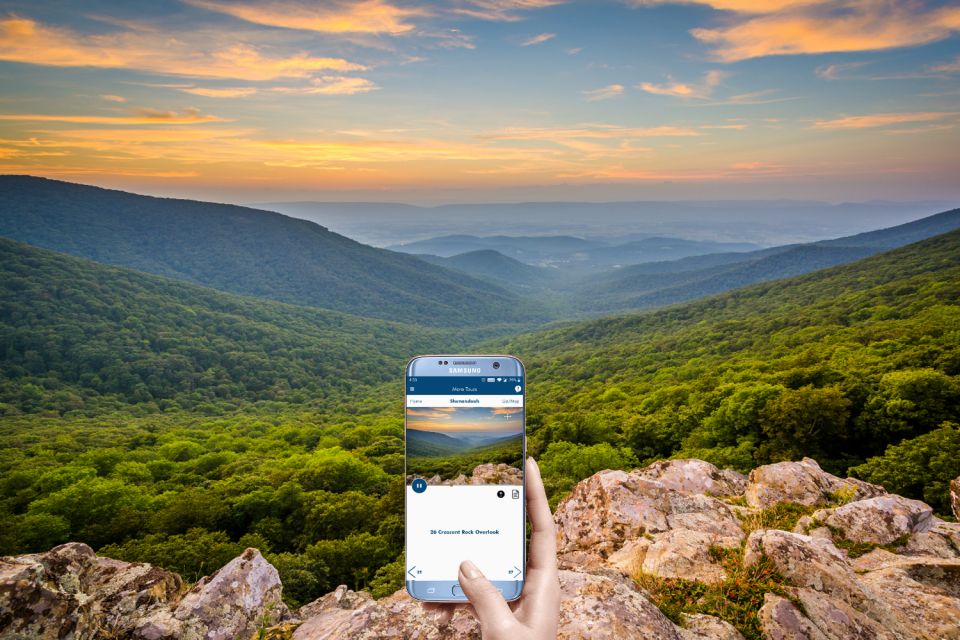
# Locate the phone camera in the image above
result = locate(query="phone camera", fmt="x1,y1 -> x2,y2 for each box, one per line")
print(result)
492,361 -> 501,370
497,490 -> 505,498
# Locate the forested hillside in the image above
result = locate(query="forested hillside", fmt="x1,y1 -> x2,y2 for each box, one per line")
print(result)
0,176 -> 539,327
498,229 -> 960,510
0,237 -> 475,416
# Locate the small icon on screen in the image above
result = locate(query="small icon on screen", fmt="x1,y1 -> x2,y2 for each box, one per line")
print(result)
497,377 -> 502,382
487,377 -> 496,382
497,489 -> 505,498
514,385 -> 522,393
412,478 -> 427,493
512,489 -> 520,499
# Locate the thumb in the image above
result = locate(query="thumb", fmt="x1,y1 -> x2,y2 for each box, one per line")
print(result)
458,560 -> 514,631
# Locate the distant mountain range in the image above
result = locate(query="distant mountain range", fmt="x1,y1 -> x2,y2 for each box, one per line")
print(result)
2,176 -> 958,326
390,234 -> 759,270
406,428 -> 521,458
0,176 -> 540,327
572,207 -> 960,312
260,199 -> 949,247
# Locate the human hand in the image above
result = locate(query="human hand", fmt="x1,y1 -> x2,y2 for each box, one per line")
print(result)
423,456 -> 561,639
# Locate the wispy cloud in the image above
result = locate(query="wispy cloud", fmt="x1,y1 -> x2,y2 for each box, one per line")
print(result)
815,61 -> 868,80
639,70 -> 728,99
582,84 -> 624,101
521,32 -> 556,46
487,123 -> 702,140
183,0 -> 423,35
0,108 -> 224,125
690,2 -> 960,62
272,76 -> 379,95
179,87 -> 259,98
100,94 -> 127,103
624,0 -> 823,12
928,55 -> 960,74
0,16 -> 366,81
453,0 -> 564,22
812,111 -> 959,130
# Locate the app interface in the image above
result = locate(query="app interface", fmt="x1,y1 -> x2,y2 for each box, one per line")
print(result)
406,375 -> 524,586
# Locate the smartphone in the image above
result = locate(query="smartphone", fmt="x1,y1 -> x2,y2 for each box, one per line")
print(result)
405,355 -> 526,602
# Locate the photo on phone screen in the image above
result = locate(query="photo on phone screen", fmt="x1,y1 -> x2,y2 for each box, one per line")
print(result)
405,355 -> 525,602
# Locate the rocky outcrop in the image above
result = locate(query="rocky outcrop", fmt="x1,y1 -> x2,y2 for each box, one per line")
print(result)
3,458 -> 959,640
811,495 -> 936,544
553,464 -> 744,572
745,457 -> 886,508
413,463 -> 523,486
135,548 -> 289,639
0,545 -> 286,640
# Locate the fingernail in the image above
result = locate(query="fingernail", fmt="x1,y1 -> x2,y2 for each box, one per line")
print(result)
460,560 -> 482,580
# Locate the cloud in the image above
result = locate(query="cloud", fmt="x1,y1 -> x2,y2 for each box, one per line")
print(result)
180,86 -> 259,98
422,28 -> 477,49
815,61 -> 868,80
928,55 -> 960,74
639,70 -> 728,99
521,32 -> 556,46
272,76 -> 378,95
0,108 -> 224,124
488,124 -> 702,141
453,0 -> 564,22
0,16 -> 366,81
100,94 -> 127,103
812,111 -> 959,129
566,47 -> 583,55
183,0 -> 422,35
623,0 -> 822,12
690,1 -> 960,62
582,84 -> 624,101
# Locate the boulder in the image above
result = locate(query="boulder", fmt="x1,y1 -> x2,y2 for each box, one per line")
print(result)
637,530 -> 738,585
292,570 -> 685,640
555,469 -> 742,569
555,570 -> 682,640
812,495 -> 935,545
758,594 -> 827,640
745,458 -> 885,509
857,558 -> 960,639
470,463 -> 522,485
791,587 -> 901,640
136,548 -> 288,640
634,460 -> 747,498
678,613 -> 745,640
0,542 -> 183,640
743,530 -> 872,611
291,585 -> 480,639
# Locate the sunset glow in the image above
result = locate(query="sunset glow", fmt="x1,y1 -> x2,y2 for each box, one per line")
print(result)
0,0 -> 958,202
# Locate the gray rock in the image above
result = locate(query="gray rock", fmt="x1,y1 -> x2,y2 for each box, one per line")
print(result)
812,495 -> 935,545
635,459 -> 747,498
0,542 -> 183,640
745,458 -> 885,509
292,570 -> 685,640
678,613 -> 745,639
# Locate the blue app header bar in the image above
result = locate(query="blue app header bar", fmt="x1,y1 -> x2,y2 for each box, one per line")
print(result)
406,376 -> 523,395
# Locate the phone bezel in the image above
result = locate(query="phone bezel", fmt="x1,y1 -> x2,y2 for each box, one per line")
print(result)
404,354 -> 526,603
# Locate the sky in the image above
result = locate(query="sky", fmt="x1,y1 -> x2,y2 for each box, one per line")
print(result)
0,0 -> 958,203
406,406 -> 523,435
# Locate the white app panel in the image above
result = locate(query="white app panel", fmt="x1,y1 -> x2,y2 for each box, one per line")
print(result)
407,485 -> 524,581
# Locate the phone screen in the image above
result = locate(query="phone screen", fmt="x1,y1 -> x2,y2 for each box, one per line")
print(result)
405,359 -> 525,601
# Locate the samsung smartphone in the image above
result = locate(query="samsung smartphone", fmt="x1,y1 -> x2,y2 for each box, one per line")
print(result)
405,355 -> 526,602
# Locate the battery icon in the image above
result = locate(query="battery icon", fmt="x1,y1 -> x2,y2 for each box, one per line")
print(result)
486,377 -> 496,382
